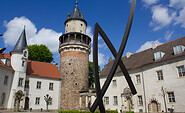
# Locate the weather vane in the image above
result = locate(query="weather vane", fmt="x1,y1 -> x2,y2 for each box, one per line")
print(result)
90,0 -> 137,112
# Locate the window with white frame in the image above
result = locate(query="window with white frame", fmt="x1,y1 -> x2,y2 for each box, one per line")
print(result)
177,66 -> 185,77
136,75 -> 141,84
154,51 -> 165,61
48,98 -> 52,105
157,70 -> 164,80
36,81 -> 41,89
4,75 -> 8,85
24,80 -> 29,88
49,83 -> 54,90
113,80 -> 117,87
113,96 -> 118,105
35,97 -> 40,105
138,95 -> 143,106
104,97 -> 109,105
18,78 -> 23,87
173,45 -> 185,55
167,92 -> 175,103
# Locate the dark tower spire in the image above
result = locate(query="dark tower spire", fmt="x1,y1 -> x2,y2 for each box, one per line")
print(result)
65,2 -> 87,25
12,27 -> 27,52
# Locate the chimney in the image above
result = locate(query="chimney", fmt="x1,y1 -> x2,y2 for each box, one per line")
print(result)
108,57 -> 112,62
152,43 -> 158,49
53,61 -> 55,65
126,52 -> 132,58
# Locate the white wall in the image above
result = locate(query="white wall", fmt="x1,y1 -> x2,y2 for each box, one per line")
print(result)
100,56 -> 185,112
25,75 -> 61,110
0,67 -> 14,109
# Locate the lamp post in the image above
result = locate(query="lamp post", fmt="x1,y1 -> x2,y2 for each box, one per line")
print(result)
44,94 -> 51,111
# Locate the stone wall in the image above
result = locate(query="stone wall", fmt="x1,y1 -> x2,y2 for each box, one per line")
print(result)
60,51 -> 89,110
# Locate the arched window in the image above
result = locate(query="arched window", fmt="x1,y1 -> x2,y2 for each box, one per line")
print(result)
0,92 -> 5,105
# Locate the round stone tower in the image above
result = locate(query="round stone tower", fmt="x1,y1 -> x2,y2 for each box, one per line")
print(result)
59,2 -> 91,110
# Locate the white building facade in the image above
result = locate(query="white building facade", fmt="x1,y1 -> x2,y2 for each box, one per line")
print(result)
100,36 -> 185,112
0,28 -> 61,110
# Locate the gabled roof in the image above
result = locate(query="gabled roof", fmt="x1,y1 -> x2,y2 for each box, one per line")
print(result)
26,60 -> 61,79
65,2 -> 87,25
12,28 -> 27,52
100,36 -> 185,77
0,53 -> 14,71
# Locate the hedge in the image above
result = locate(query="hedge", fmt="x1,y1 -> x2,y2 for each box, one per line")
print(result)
58,110 -> 118,113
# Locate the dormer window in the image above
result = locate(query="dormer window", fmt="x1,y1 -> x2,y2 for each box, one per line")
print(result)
173,45 -> 185,55
1,58 -> 10,67
154,51 -> 165,61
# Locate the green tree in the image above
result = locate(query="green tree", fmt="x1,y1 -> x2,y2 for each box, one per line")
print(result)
14,90 -> 24,111
89,61 -> 100,87
28,44 -> 54,63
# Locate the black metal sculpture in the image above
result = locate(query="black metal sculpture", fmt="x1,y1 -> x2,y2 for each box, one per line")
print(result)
90,0 -> 137,112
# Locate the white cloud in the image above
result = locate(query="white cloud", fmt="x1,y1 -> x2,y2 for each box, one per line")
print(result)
169,0 -> 185,28
164,31 -> 174,41
142,0 -> 159,6
136,40 -> 163,52
3,17 -> 62,53
150,5 -> 173,30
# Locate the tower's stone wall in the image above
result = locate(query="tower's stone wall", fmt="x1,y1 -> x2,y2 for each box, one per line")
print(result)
65,20 -> 86,34
60,50 -> 89,110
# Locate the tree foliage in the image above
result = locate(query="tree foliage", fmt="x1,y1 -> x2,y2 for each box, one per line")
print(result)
89,61 -> 100,87
28,44 -> 54,63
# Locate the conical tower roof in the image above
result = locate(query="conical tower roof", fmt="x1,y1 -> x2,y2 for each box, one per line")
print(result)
12,27 -> 27,52
65,1 -> 87,25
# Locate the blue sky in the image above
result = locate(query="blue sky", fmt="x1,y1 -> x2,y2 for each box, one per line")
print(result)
0,0 -> 185,69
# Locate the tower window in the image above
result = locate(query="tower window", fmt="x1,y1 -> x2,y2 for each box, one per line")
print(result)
74,82 -> 78,88
23,51 -> 27,57
18,78 -> 23,87
81,24 -> 83,26
80,30 -> 82,33
22,60 -> 26,67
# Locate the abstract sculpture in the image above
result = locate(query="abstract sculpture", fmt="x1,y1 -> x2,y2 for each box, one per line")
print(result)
90,0 -> 137,112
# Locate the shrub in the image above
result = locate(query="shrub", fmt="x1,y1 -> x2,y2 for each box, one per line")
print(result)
126,111 -> 134,113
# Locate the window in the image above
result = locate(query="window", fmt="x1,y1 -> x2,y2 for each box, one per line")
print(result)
49,83 -> 54,90
36,81 -> 41,89
104,97 -> 109,105
136,75 -> 141,84
24,80 -> 29,88
138,96 -> 143,106
0,93 -> 5,105
80,30 -> 82,33
113,80 -> 117,87
154,51 -> 165,61
113,96 -> 118,105
157,70 -> 164,80
167,92 -> 175,103
81,24 -> 83,26
72,22 -> 75,26
23,51 -> 27,57
48,98 -> 52,105
177,66 -> 185,77
18,78 -> 23,87
35,97 -> 40,105
4,75 -> 8,85
173,45 -> 185,55
22,60 -> 25,67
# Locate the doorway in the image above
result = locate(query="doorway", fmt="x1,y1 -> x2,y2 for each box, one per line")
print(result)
24,97 -> 29,110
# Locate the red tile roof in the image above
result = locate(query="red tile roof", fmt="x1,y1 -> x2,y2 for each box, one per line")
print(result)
0,53 -> 14,71
26,60 -> 61,79
100,36 -> 185,77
